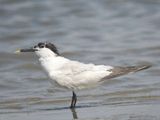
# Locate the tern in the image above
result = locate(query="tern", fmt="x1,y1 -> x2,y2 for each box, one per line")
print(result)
15,42 -> 151,108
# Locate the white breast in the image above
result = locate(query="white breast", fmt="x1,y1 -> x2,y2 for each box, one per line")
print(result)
39,56 -> 68,73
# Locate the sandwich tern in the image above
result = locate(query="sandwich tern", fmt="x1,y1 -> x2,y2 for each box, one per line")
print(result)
15,42 -> 151,108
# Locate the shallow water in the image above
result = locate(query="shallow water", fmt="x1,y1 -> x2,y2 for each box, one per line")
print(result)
0,0 -> 160,119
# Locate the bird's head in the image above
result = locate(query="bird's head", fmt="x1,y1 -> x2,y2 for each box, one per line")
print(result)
15,42 -> 60,57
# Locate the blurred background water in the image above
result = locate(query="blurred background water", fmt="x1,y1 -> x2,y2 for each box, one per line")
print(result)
0,0 -> 160,120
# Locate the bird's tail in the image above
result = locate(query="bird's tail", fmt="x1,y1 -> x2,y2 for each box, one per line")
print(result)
104,64 -> 151,79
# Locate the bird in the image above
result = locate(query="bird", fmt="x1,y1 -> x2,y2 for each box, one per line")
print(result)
15,42 -> 151,108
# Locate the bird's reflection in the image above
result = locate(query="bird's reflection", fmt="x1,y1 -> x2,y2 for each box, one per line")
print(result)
70,108 -> 78,119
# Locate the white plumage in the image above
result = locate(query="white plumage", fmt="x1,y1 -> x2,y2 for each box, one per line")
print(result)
16,42 -> 151,108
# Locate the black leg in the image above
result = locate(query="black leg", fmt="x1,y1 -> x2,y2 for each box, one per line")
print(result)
70,91 -> 77,108
73,91 -> 77,107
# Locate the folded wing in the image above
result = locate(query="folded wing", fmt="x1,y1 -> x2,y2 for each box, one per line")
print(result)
103,64 -> 151,80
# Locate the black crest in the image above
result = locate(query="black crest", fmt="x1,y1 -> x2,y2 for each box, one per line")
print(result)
45,42 -> 60,55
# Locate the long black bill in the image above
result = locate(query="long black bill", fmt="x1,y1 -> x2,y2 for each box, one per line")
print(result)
20,48 -> 36,52
15,48 -> 37,54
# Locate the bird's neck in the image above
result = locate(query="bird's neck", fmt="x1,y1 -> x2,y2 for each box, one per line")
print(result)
39,54 -> 57,61
38,55 -> 68,75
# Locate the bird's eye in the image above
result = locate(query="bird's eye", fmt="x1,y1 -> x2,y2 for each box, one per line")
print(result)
39,45 -> 44,48
38,42 -> 45,48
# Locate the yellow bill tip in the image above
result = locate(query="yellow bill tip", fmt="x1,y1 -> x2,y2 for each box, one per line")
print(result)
14,49 -> 21,54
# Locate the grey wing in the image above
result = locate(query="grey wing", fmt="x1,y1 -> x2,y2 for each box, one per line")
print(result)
104,64 -> 151,79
